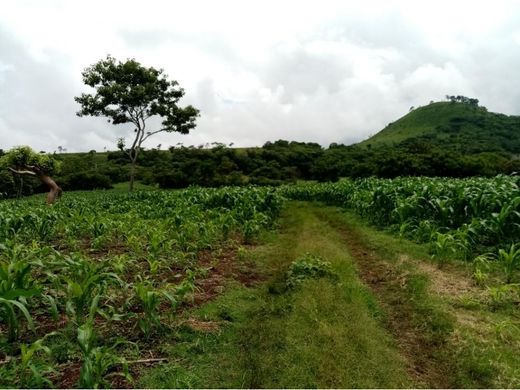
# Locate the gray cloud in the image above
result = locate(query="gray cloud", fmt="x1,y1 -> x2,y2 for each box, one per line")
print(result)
1,2 -> 520,152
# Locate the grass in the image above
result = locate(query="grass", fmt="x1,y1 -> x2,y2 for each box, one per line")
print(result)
138,202 -> 411,388
315,205 -> 520,388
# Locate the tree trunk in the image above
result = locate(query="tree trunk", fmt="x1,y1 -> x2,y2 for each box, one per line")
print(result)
17,176 -> 23,199
8,166 -> 62,204
39,174 -> 63,204
129,159 -> 136,191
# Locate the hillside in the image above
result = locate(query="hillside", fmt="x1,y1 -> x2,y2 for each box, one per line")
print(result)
358,101 -> 520,154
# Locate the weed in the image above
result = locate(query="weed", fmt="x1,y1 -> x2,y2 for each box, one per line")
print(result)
286,253 -> 338,289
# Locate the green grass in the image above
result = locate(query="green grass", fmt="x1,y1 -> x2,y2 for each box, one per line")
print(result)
315,206 -> 520,388
138,202 -> 411,388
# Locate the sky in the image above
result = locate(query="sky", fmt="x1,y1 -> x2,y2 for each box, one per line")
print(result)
1,0 -> 520,152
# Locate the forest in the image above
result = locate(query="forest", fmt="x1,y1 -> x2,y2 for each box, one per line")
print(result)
0,136 -> 517,199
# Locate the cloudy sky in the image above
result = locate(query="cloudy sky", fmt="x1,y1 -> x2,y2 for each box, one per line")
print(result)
1,0 -> 520,152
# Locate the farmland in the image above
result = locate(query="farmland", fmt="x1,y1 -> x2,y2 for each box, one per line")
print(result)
0,186 -> 282,387
1,178 -> 520,388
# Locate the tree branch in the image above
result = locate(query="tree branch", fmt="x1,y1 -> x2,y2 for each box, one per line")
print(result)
141,128 -> 167,143
8,167 -> 37,176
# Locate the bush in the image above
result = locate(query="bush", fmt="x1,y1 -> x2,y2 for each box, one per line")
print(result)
286,253 -> 338,289
154,171 -> 191,189
60,172 -> 113,191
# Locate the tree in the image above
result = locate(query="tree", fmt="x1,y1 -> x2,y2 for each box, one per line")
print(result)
0,146 -> 62,204
75,55 -> 199,191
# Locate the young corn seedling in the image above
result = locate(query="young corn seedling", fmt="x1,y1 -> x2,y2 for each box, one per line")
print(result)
0,254 -> 39,341
431,232 -> 457,268
134,280 -> 162,338
498,243 -> 520,283
61,254 -> 122,324
472,254 -> 491,286
77,299 -> 131,388
16,333 -> 57,388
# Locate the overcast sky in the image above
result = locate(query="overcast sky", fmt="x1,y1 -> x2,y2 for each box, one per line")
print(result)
1,0 -> 519,152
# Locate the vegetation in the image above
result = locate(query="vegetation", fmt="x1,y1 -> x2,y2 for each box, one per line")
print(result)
358,99 -> 520,151
138,203 -> 411,388
0,186 -> 282,387
282,175 -> 520,288
75,55 -> 199,191
2,93 -> 520,387
0,146 -> 62,204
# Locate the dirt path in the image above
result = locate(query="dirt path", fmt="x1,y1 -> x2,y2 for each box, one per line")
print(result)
312,207 -> 456,388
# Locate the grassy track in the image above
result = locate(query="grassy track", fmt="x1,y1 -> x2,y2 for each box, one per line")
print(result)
139,201 -> 410,388
313,205 -> 520,388
140,201 -> 520,388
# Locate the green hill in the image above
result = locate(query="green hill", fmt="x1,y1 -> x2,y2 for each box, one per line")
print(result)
358,101 -> 520,154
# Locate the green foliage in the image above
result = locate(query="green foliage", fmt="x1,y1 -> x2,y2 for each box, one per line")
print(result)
75,55 -> 199,132
134,280 -> 163,337
75,55 -> 200,189
283,176 -> 520,284
358,101 -> 518,152
0,146 -> 61,174
77,321 -> 131,388
60,172 -> 113,190
0,185 -> 283,387
0,335 -> 56,388
286,253 -> 337,288
0,244 -> 39,341
497,244 -> 520,283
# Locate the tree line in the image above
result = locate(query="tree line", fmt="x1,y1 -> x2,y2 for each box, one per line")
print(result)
1,139 -> 517,198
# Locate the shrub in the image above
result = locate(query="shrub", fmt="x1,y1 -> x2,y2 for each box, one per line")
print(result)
60,172 -> 113,191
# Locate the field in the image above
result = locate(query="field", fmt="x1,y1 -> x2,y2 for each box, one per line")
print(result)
0,186 -> 282,387
1,178 -> 520,388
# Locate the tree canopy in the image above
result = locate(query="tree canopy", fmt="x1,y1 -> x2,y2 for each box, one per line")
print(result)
75,55 -> 199,190
0,146 -> 62,203
0,146 -> 61,174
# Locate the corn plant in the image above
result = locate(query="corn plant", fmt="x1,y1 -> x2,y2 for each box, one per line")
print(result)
282,176 -> 520,278
61,254 -> 122,324
77,321 -> 131,388
0,252 -> 39,341
134,280 -> 162,337
431,232 -> 458,268
472,255 -> 491,286
487,284 -> 520,309
16,334 -> 56,388
497,243 -> 520,283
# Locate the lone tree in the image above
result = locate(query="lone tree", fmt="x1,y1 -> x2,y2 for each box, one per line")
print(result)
75,55 -> 199,191
0,146 -> 62,204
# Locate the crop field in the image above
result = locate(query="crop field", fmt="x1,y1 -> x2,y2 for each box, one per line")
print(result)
283,175 -> 520,282
1,177 -> 520,388
0,186 -> 283,387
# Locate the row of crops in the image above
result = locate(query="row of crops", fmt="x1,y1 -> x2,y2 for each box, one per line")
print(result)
0,186 -> 283,387
282,176 -> 520,285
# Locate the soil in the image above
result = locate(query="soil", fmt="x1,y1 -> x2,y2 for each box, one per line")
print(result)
192,246 -> 263,305
49,241 -> 263,388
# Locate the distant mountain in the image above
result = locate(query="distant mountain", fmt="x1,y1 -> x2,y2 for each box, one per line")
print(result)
357,101 -> 520,155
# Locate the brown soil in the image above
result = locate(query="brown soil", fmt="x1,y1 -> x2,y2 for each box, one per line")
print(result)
54,362 -> 81,389
192,246 -> 263,305
316,211 -> 453,388
49,242 -> 263,388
